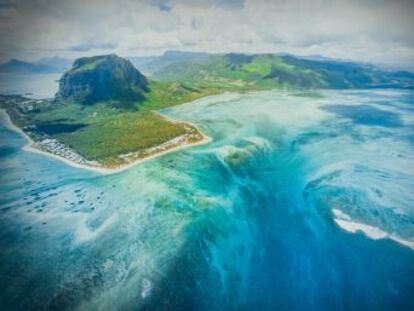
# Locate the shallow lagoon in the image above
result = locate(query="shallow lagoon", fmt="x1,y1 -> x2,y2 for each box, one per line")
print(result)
0,89 -> 413,310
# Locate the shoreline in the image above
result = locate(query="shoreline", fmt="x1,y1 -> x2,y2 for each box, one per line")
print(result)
0,88 -> 321,174
0,108 -> 212,175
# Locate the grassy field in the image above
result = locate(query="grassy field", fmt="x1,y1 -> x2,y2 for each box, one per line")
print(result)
142,81 -> 217,110
53,111 -> 190,166
11,80 -> 213,166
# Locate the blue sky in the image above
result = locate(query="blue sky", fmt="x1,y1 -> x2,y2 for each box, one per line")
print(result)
0,0 -> 413,69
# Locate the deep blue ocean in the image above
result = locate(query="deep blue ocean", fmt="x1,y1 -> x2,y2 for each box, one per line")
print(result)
0,87 -> 413,310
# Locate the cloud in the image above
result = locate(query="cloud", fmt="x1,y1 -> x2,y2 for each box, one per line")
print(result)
150,0 -> 245,11
0,0 -> 413,69
158,3 -> 172,12
70,42 -> 118,52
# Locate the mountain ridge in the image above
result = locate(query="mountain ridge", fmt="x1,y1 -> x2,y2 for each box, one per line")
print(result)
153,52 -> 414,90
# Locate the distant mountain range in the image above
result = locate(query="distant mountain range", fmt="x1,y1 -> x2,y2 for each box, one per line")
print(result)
2,51 -> 413,90
127,50 -> 210,74
153,52 -> 414,90
0,51 -> 209,74
278,55 -> 414,89
0,57 -> 72,74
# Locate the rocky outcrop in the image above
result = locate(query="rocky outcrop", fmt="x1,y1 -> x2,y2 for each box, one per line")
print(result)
56,54 -> 149,104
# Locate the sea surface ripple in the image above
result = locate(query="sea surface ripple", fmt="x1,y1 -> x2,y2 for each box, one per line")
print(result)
1,89 -> 413,311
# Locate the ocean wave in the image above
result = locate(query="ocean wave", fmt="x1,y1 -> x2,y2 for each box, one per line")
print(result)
332,209 -> 414,250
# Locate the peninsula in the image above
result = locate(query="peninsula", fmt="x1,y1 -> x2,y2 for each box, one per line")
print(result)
0,54 -> 210,171
1,52 -> 413,172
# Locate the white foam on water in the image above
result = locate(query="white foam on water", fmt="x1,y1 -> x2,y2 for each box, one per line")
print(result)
74,213 -> 118,244
332,209 -> 414,250
166,89 -> 331,137
141,278 -> 152,299
332,208 -> 351,221
215,145 -> 249,157
243,136 -> 272,150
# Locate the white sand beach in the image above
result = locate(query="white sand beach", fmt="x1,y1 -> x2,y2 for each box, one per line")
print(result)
0,108 -> 212,175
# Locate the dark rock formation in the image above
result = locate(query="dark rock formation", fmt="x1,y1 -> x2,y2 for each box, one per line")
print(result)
56,54 -> 149,104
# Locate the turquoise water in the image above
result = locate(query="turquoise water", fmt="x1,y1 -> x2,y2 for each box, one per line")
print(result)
0,89 -> 413,310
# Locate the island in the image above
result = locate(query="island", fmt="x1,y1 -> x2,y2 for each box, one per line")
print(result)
1,52 -> 413,172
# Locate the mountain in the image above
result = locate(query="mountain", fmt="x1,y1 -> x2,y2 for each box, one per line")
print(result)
153,53 -> 414,90
0,57 -> 72,74
158,50 -> 210,63
0,59 -> 53,74
56,54 -> 149,105
3,51 -> 413,89
36,57 -> 72,73
279,55 -> 414,89
128,50 -> 210,75
153,53 -> 325,89
127,56 -> 157,73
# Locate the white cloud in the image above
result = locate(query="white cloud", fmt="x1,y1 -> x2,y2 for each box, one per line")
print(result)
0,0 -> 413,69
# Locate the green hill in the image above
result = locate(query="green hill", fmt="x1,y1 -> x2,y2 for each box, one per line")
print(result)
280,55 -> 414,89
154,54 -> 325,90
153,53 -> 414,90
153,53 -> 325,90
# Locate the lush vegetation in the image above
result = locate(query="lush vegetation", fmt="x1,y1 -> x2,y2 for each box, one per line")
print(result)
47,110 -> 189,166
153,53 -> 326,90
142,81 -> 216,110
4,52 -> 413,168
154,53 -> 414,90
19,79 -> 211,166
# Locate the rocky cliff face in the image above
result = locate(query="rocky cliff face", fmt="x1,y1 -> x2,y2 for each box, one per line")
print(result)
56,54 -> 148,104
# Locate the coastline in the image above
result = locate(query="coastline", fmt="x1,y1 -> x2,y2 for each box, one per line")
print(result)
0,89 -> 295,175
0,108 -> 212,175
